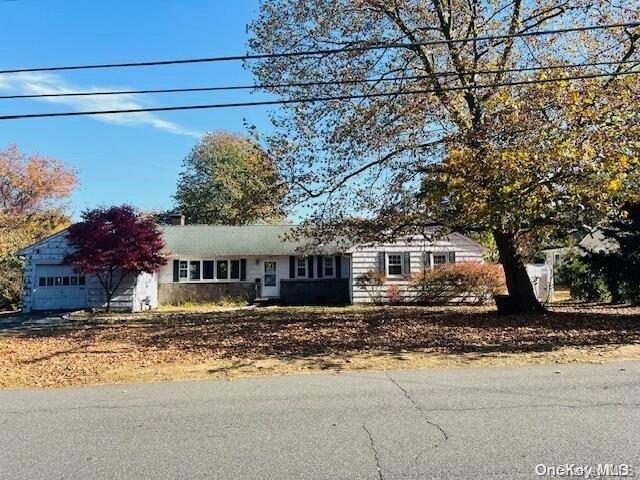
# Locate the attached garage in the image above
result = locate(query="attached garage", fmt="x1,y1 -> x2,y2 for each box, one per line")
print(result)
32,265 -> 88,311
18,231 -> 158,313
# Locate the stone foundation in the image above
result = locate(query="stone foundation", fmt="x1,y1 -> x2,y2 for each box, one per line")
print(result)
158,282 -> 258,305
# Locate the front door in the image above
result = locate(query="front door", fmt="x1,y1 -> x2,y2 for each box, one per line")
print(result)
262,260 -> 279,297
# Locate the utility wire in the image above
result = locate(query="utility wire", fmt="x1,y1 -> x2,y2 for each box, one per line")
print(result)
0,21 -> 638,75
1,59 -> 637,100
0,70 -> 637,121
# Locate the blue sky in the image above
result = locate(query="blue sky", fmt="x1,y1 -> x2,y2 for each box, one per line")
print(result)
0,0 -> 271,218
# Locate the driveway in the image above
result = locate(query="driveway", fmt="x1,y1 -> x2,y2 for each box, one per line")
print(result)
0,311 -> 71,336
1,362 -> 638,479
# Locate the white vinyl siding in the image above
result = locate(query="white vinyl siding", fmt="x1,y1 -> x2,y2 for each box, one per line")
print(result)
350,233 -> 485,304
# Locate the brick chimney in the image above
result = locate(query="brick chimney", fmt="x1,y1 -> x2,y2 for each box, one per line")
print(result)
169,213 -> 185,226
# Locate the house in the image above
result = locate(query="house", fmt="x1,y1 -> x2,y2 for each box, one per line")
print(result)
17,216 -> 489,312
541,229 -> 620,267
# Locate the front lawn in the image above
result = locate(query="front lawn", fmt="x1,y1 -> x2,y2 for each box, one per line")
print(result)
1,304 -> 639,388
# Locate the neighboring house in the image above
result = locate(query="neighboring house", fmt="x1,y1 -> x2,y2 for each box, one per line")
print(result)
17,216 -> 489,312
541,229 -> 620,267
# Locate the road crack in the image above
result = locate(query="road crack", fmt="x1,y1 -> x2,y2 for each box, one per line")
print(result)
362,423 -> 384,480
387,374 -> 449,442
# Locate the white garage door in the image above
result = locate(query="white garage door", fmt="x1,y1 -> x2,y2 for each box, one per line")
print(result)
33,265 -> 89,310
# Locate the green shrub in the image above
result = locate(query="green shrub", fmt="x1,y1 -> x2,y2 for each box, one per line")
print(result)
412,262 -> 505,305
583,203 -> 640,304
556,252 -> 610,302
584,251 -> 640,304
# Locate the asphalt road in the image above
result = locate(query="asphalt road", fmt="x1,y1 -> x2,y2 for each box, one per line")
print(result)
1,362 -> 639,480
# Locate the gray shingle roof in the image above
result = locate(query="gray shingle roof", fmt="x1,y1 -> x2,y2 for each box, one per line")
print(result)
160,225 -> 341,256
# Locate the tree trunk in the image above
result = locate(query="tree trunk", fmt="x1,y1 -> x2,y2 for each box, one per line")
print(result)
106,293 -> 112,313
493,230 -> 545,314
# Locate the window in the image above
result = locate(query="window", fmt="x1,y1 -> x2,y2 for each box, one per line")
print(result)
179,261 -> 188,280
324,257 -> 334,277
78,276 -> 86,286
178,259 -> 245,282
387,254 -> 403,276
217,260 -> 229,280
189,261 -> 201,281
40,276 -> 82,287
203,261 -> 215,280
433,254 -> 447,266
296,257 -> 307,278
230,260 -> 240,280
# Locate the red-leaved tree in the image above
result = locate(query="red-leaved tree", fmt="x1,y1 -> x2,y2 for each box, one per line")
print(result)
64,205 -> 166,311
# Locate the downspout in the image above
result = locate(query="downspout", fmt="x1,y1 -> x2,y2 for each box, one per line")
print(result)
348,253 -> 354,304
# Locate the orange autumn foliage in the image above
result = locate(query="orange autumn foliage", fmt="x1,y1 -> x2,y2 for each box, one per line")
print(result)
0,144 -> 78,308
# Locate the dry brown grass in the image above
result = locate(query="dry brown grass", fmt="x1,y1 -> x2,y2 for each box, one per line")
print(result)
1,304 -> 639,389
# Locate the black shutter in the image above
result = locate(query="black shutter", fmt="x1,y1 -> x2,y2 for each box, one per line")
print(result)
378,251 -> 386,274
317,256 -> 323,278
335,256 -> 342,279
173,260 -> 179,282
448,251 -> 457,263
308,256 -> 314,278
423,252 -> 432,270
240,259 -> 247,281
289,256 -> 296,278
403,252 -> 411,277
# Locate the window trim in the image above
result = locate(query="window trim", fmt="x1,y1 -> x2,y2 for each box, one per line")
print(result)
296,257 -> 307,278
386,253 -> 404,277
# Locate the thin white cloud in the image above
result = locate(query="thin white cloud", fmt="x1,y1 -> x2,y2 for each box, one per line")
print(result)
0,72 -> 203,138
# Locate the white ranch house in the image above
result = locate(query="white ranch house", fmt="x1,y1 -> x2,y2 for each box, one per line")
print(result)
18,217 -> 550,312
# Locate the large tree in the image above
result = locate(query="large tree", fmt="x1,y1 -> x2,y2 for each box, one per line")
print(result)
64,205 -> 166,312
249,0 -> 640,312
173,132 -> 288,225
0,145 -> 77,309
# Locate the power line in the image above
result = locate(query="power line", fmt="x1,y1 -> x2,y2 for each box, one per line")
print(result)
0,70 -> 636,121
1,59 -> 637,100
1,21 -> 638,75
